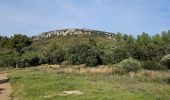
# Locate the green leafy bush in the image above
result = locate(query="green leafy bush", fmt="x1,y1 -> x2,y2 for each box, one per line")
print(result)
43,49 -> 65,64
99,50 -> 114,65
0,54 -> 16,67
67,43 -> 102,66
52,50 -> 65,64
142,60 -> 166,70
118,57 -> 142,72
113,47 -> 130,64
99,47 -> 129,65
85,50 -> 102,67
160,54 -> 170,69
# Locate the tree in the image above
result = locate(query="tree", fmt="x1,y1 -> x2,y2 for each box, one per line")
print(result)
11,34 -> 32,68
134,32 -> 157,60
162,31 -> 170,54
67,43 -> 102,66
0,36 -> 12,48
41,45 -> 66,65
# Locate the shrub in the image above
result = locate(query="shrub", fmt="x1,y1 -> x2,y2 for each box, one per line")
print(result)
85,55 -> 101,67
67,43 -> 102,66
39,57 -> 46,64
42,49 -> 65,64
52,50 -> 65,64
99,49 -> 115,65
142,60 -> 166,70
163,77 -> 170,84
67,43 -> 91,65
23,59 -> 30,67
18,59 -> 30,68
118,57 -> 141,73
112,48 -> 129,64
0,55 -> 16,67
160,54 -> 170,69
29,56 -> 40,66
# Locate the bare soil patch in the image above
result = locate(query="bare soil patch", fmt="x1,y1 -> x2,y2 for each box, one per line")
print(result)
0,72 -> 12,100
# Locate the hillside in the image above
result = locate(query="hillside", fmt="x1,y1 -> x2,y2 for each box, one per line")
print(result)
30,28 -> 116,49
0,28 -> 170,69
24,28 -> 117,58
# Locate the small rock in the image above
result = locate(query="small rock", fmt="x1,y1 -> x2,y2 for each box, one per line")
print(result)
59,90 -> 83,96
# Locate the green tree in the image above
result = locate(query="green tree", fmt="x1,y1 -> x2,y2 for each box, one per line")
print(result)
67,43 -> 102,66
162,31 -> 170,54
11,34 -> 32,68
0,36 -> 12,48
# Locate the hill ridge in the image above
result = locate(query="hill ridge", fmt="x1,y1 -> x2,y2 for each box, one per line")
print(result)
33,28 -> 115,40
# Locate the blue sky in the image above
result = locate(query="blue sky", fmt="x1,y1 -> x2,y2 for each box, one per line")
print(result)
0,0 -> 170,36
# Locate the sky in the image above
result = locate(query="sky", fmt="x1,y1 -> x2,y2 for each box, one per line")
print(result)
0,0 -> 170,36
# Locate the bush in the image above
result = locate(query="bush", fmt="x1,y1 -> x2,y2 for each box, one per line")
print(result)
85,54 -> 102,67
43,49 -> 65,64
39,57 -> 45,64
23,59 -> 30,67
99,50 -> 115,65
160,54 -> 170,69
118,57 -> 142,73
112,48 -> 129,64
29,56 -> 40,66
142,60 -> 166,70
163,77 -> 170,84
67,44 -> 91,65
67,43 -> 102,66
52,50 -> 65,64
19,59 -> 31,67
0,55 -> 16,67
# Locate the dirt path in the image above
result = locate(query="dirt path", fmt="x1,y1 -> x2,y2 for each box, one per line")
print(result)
0,71 -> 12,100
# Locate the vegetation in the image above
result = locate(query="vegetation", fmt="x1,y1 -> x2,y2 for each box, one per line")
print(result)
142,60 -> 166,70
0,29 -> 170,71
117,57 -> 141,73
1,29 -> 170,99
9,68 -> 170,100
67,43 -> 101,66
160,54 -> 170,69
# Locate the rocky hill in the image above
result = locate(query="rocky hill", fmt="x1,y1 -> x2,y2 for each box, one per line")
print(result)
33,28 -> 116,40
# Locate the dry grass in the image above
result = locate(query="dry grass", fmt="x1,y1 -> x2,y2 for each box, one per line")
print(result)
135,70 -> 170,78
63,65 -> 116,74
37,64 -> 60,68
37,64 -> 170,79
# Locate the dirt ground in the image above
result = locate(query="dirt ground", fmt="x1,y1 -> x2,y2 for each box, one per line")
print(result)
0,71 -> 12,100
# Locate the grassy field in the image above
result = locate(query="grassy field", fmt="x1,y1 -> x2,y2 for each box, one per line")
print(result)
9,67 -> 170,100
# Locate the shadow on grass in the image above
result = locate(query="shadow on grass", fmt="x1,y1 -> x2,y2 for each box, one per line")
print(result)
12,77 -> 21,80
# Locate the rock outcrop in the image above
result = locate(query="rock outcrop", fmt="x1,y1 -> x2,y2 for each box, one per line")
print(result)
33,28 -> 115,40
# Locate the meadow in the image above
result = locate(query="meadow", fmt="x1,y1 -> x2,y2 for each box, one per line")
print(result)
9,66 -> 170,100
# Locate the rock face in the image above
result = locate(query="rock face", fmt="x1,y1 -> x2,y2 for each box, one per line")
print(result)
33,28 -> 115,40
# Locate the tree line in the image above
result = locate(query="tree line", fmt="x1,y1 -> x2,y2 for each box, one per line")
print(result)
0,30 -> 170,70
